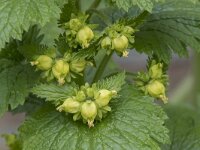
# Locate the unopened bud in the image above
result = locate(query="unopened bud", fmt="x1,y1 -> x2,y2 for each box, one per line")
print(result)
57,98 -> 81,113
95,89 -> 117,107
31,55 -> 53,71
149,63 -> 163,79
112,35 -> 129,53
123,26 -> 134,34
81,101 -> 97,127
52,59 -> 69,85
146,80 -> 168,103
76,91 -> 86,101
76,26 -> 94,48
101,37 -> 112,49
69,18 -> 81,31
70,58 -> 87,73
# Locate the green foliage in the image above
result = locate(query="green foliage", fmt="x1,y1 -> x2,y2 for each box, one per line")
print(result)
2,134 -> 22,150
0,62 -> 39,117
19,85 -> 169,150
0,0 -> 61,49
96,72 -> 126,92
162,105 -> 200,150
112,0 -> 164,12
32,83 -> 76,103
134,0 -> 200,62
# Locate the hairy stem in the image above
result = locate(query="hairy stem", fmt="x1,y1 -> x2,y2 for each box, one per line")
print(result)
92,52 -> 113,83
192,52 -> 200,107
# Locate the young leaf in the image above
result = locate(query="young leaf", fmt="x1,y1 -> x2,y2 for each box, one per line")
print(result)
32,83 -> 75,103
162,105 -> 200,150
0,0 -> 61,49
96,72 -> 126,92
19,85 -> 169,150
134,1 -> 200,62
0,63 -> 39,117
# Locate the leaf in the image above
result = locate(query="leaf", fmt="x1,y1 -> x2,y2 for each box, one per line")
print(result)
134,1 -> 200,62
96,72 -> 126,92
31,83 -> 75,103
113,0 -> 164,12
162,105 -> 200,150
19,85 -> 169,150
0,62 -> 39,117
0,0 -> 61,49
59,0 -> 80,24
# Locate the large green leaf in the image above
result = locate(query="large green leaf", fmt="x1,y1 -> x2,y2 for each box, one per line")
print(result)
134,1 -> 200,62
0,62 -> 39,117
162,105 -> 200,150
19,85 -> 169,150
0,0 -> 61,49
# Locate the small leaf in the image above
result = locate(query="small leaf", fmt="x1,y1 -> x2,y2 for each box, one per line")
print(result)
31,83 -> 75,103
19,85 -> 169,150
96,72 -> 126,92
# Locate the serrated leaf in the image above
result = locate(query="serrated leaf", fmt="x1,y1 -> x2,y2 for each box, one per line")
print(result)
0,0 -> 61,49
96,72 -> 126,92
162,105 -> 200,150
0,62 -> 39,117
31,83 -> 75,103
134,1 -> 200,62
113,0 -> 164,12
19,85 -> 169,150
59,0 -> 80,24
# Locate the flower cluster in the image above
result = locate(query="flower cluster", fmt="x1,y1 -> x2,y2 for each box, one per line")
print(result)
57,83 -> 117,127
101,24 -> 135,57
64,15 -> 95,49
31,52 -> 89,85
134,60 -> 168,103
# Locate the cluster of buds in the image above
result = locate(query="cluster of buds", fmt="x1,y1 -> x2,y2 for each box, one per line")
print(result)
64,15 -> 94,49
134,60 -> 168,103
57,83 -> 117,127
31,52 -> 89,85
101,24 -> 135,57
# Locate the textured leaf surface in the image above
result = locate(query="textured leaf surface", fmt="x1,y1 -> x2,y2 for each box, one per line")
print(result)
113,0 -> 164,12
32,83 -> 75,103
0,63 -> 39,117
0,0 -> 61,49
162,105 -> 200,150
19,85 -> 169,150
96,72 -> 126,92
134,1 -> 200,62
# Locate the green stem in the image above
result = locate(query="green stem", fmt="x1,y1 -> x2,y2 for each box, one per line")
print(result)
92,52 -> 113,83
192,52 -> 200,107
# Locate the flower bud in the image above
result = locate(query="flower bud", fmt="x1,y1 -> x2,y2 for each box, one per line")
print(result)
31,55 -> 53,71
112,35 -> 129,52
76,91 -> 86,101
69,18 -> 81,31
149,63 -> 163,79
123,26 -> 134,34
57,98 -> 81,113
146,80 -> 168,103
101,37 -> 112,49
95,89 -> 117,107
76,26 -> 94,48
81,101 -> 97,127
52,59 -> 69,85
86,88 -> 94,97
70,58 -> 87,73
